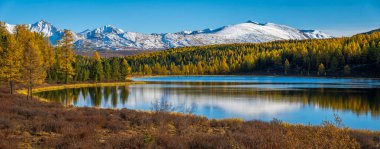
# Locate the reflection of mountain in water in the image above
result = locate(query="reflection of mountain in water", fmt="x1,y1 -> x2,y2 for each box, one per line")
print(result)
35,84 -> 380,117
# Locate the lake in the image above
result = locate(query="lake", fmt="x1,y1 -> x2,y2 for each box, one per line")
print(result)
34,76 -> 380,131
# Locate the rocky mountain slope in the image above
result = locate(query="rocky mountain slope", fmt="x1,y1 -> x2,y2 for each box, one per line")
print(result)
4,20 -> 332,50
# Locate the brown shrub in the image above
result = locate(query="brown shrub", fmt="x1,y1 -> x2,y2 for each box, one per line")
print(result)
0,86 -> 378,148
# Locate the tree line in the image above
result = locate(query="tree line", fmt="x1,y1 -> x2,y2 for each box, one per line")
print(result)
123,32 -> 380,76
0,23 -> 54,98
0,22 -> 133,97
1,21 -> 380,96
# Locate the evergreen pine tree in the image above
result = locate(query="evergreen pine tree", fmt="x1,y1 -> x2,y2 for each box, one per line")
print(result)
344,65 -> 351,75
104,59 -> 111,81
111,58 -> 121,81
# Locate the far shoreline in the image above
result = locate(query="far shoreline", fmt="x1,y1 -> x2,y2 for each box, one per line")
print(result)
130,74 -> 380,80
18,74 -> 380,95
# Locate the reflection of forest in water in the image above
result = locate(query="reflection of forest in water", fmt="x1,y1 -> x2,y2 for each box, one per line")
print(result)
35,86 -> 130,108
34,84 -> 380,117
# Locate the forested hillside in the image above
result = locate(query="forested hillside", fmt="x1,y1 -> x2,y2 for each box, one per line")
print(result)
124,32 -> 380,76
1,22 -> 380,95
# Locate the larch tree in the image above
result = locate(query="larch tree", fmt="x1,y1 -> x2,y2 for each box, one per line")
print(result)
220,58 -> 230,74
284,59 -> 290,75
121,59 -> 132,80
57,30 -> 76,83
17,27 -> 47,100
143,64 -> 152,75
318,63 -> 326,76
0,23 -> 22,94
92,51 -> 104,82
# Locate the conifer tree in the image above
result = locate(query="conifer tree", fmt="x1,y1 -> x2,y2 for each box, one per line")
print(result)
197,62 -> 204,75
329,56 -> 338,71
92,51 -> 104,82
318,63 -> 326,76
220,58 -> 229,74
344,65 -> 351,75
152,63 -> 162,74
143,64 -> 152,75
57,30 -> 76,83
284,59 -> 290,75
104,59 -> 111,81
18,29 -> 46,99
111,58 -> 121,81
0,23 -> 22,94
121,59 -> 132,80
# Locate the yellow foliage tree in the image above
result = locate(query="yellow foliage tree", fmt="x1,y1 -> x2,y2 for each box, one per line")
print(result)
15,25 -> 47,99
57,30 -> 76,83
0,23 -> 22,94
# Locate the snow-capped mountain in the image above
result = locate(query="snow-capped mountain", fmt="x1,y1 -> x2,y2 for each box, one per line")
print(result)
4,20 -> 80,45
3,20 -> 332,50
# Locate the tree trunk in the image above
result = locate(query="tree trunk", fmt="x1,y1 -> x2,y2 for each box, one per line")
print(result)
27,87 -> 30,100
30,84 -> 33,100
9,81 -> 13,94
66,70 -> 68,84
29,66 -> 32,100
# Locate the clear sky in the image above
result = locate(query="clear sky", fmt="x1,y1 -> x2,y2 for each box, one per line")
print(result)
1,0 -> 379,36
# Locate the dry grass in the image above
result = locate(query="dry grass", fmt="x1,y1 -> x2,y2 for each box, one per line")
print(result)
16,82 -> 145,94
0,86 -> 379,149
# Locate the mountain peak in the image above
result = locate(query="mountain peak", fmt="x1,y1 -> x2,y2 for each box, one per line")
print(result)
246,20 -> 260,25
301,30 -> 332,38
33,20 -> 52,27
95,25 -> 124,34
4,20 -> 332,50
29,20 -> 62,37
38,19 -> 49,23
79,29 -> 91,34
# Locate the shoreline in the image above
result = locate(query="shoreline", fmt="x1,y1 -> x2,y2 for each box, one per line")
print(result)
18,74 -> 380,96
1,86 -> 379,148
130,74 -> 380,80
16,81 -> 146,95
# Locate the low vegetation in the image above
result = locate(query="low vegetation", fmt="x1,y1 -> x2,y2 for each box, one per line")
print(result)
0,87 -> 379,149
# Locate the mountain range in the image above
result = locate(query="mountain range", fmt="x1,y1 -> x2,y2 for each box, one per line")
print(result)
3,20 -> 332,51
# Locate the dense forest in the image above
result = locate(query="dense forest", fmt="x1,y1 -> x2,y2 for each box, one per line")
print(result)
124,32 -> 380,76
1,22 -> 380,97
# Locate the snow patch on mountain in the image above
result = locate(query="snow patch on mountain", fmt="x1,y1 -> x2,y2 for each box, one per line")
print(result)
2,20 -> 332,50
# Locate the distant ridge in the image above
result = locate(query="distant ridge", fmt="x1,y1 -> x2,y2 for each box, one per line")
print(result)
3,20 -> 332,51
362,28 -> 380,34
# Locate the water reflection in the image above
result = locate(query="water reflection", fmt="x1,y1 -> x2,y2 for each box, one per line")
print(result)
34,76 -> 380,130
36,84 -> 380,115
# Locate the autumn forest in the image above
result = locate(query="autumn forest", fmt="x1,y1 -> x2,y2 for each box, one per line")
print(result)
1,22 -> 380,97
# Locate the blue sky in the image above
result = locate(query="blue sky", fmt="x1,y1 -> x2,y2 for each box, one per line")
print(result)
0,0 -> 379,36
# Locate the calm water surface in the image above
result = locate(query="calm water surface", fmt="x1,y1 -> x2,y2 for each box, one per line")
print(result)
35,76 -> 380,130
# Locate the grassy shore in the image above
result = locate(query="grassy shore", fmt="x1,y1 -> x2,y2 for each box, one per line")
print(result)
0,84 -> 379,148
16,81 -> 145,95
